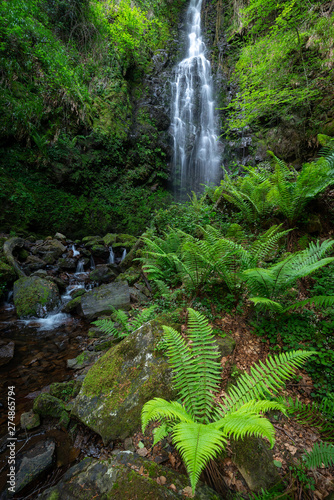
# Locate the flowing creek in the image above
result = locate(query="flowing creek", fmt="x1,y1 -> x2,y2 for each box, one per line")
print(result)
0,243 -> 126,498
171,0 -> 222,197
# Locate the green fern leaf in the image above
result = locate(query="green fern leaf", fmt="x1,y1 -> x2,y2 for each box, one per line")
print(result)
303,442 -> 334,469
141,398 -> 193,433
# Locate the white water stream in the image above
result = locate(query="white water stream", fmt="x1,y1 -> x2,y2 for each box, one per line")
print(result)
171,0 -> 221,197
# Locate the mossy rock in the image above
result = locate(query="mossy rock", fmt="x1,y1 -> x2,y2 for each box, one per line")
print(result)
82,236 -> 104,247
215,335 -> 236,357
38,452 -> 221,500
90,245 -> 109,259
71,313 -> 181,444
71,288 -> 86,299
115,267 -> 141,286
13,276 -> 60,318
89,265 -> 117,283
0,259 -> 16,284
103,233 -> 117,246
116,233 -> 137,246
62,296 -> 82,314
49,381 -> 82,402
33,394 -> 66,418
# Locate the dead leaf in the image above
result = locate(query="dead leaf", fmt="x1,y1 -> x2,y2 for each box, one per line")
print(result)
182,486 -> 194,497
137,447 -> 148,457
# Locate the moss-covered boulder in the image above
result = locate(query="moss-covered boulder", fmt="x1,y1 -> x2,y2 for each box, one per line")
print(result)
215,335 -> 236,357
13,276 -> 60,318
103,233 -> 117,246
38,451 -> 221,500
71,314 -> 179,444
0,259 -> 16,286
80,281 -> 130,319
20,410 -> 40,430
90,244 -> 109,259
33,393 -> 66,418
49,381 -> 82,402
115,267 -> 141,286
62,295 -> 82,314
89,265 -> 117,283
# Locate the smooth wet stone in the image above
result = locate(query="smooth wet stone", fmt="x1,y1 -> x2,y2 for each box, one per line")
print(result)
80,281 -> 130,319
15,440 -> 55,493
0,340 -> 14,366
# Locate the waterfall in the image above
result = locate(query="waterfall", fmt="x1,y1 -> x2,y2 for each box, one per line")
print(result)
71,244 -> 80,257
120,248 -> 127,262
76,259 -> 85,274
171,0 -> 221,197
90,255 -> 95,270
108,247 -> 115,264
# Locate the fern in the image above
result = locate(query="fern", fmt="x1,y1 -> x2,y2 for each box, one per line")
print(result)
91,317 -> 121,338
302,442 -> 334,469
141,309 -> 316,495
92,305 -> 157,339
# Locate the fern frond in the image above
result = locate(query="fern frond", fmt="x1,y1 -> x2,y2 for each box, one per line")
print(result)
284,295 -> 334,312
249,297 -> 284,313
91,318 -> 120,337
303,442 -> 334,469
141,398 -> 193,433
131,305 -> 158,330
220,351 -> 316,415
172,421 -> 227,494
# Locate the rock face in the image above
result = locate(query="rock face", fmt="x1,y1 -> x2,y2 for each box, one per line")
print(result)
15,440 -> 55,494
80,281 -> 130,319
231,436 -> 281,492
71,315 -> 179,443
13,276 -> 60,318
38,451 -> 221,500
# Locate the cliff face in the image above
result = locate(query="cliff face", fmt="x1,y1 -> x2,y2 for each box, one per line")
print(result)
201,0 -> 334,169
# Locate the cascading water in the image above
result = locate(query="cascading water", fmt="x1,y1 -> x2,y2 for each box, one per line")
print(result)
171,0 -> 221,197
108,247 -> 115,264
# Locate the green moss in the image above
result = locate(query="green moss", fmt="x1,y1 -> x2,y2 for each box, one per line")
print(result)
33,393 -> 66,418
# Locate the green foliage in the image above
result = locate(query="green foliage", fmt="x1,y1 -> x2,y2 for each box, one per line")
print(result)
243,239 -> 334,312
92,305 -> 158,339
141,308 -> 315,494
302,442 -> 334,469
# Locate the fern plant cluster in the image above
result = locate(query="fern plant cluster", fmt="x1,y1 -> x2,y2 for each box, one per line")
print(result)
213,145 -> 334,226
92,305 -> 158,339
141,308 -> 316,495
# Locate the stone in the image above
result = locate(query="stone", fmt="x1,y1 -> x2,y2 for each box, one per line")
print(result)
0,340 -> 14,366
20,410 -> 40,430
90,244 -> 109,259
103,233 -> 117,246
71,288 -> 86,299
49,380 -> 82,402
33,393 -> 66,418
13,276 -> 60,318
89,265 -> 117,283
62,296 -> 82,314
38,451 -> 221,500
54,232 -> 66,241
71,313 -> 180,444
115,267 -> 141,286
23,255 -> 46,273
0,260 -> 16,284
3,237 -> 26,278
35,239 -> 67,264
15,440 -> 55,493
80,281 -> 131,319
215,335 -> 236,357
129,287 -> 149,304
82,236 -> 104,247
31,269 -> 48,278
67,351 -> 101,369
57,257 -> 77,270
124,437 -> 135,452
231,436 -> 282,492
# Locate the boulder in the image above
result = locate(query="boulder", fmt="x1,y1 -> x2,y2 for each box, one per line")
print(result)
49,380 -> 82,402
36,239 -> 67,264
38,451 -> 221,500
67,351 -> 101,369
62,296 -> 82,314
103,233 -> 117,246
90,244 -> 109,259
82,236 -> 104,247
129,287 -> 149,304
0,260 -> 16,285
0,340 -> 14,366
54,232 -> 66,241
3,237 -> 26,278
71,314 -> 179,444
215,335 -> 236,357
89,265 -> 117,283
115,267 -> 141,286
33,393 -> 66,418
231,436 -> 281,492
13,277 -> 60,318
20,410 -> 40,430
15,440 -> 55,494
23,255 -> 46,274
80,281 -> 130,319
57,257 -> 77,270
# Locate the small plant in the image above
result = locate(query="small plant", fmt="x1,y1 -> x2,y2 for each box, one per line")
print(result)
92,305 -> 158,339
141,308 -> 315,495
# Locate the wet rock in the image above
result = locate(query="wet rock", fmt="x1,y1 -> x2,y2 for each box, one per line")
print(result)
57,257 -> 77,270
33,393 -> 66,418
46,275 -> 67,292
115,267 -> 141,286
3,237 -> 26,278
50,380 -> 82,402
15,440 -> 56,493
89,265 -> 117,283
0,340 -> 14,366
0,260 -> 16,285
80,281 -> 131,319
39,451 -> 220,500
71,313 -> 180,444
82,236 -> 104,247
23,255 -> 46,274
215,335 -> 236,357
31,269 -> 48,278
71,288 -> 86,299
13,276 -> 60,318
103,233 -> 117,246
67,351 -> 101,369
231,436 -> 281,492
20,410 -> 40,430
36,239 -> 67,264
90,244 -> 109,259
62,296 -> 82,314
